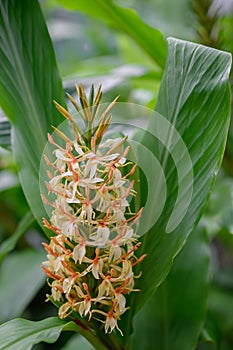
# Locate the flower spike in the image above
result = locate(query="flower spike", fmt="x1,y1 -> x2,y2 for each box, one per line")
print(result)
41,85 -> 145,336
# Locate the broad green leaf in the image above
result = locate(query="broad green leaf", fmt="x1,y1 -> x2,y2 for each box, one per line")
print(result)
0,249 -> 45,322
121,38 -> 231,338
131,226 -> 210,350
0,317 -> 67,350
57,0 -> 167,69
0,317 -> 110,350
0,0 -> 65,234
0,211 -> 34,264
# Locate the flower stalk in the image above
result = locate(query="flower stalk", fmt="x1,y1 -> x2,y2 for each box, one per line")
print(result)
41,85 -> 145,340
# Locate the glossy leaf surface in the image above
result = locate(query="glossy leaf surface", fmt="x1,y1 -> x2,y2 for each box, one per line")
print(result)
0,317 -> 66,350
0,0 -> 65,232
131,226 -> 210,350
121,38 -> 231,339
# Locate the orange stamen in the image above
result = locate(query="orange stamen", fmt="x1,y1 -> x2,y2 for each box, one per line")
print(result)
41,265 -> 63,280
132,254 -> 147,267
42,242 -> 59,257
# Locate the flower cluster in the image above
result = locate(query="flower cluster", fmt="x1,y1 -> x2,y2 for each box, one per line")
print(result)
41,85 -> 145,335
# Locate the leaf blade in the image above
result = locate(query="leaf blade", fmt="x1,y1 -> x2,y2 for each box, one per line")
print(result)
0,317 -> 66,350
131,225 -> 210,350
140,37 -> 231,302
0,0 -> 66,233
121,38 -> 232,339
0,249 -> 45,322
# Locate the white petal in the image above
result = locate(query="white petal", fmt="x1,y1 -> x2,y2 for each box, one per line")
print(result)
79,209 -> 86,220
92,266 -> 100,279
121,260 -> 133,279
101,153 -> 119,161
97,226 -> 110,241
117,293 -> 126,313
90,162 -> 98,179
109,245 -> 122,261
80,177 -> 103,185
56,159 -> 66,171
55,149 -> 71,161
54,256 -> 63,272
84,300 -> 91,316
113,168 -> 125,187
49,175 -> 62,187
123,199 -> 129,207
74,142 -> 84,155
75,285 -> 85,298
85,152 -> 96,159
118,157 -> 126,165
89,177 -> 104,183
66,198 -> 80,204
61,171 -> 73,178
84,159 -> 94,177
63,278 -> 72,294
51,287 -> 62,301
99,138 -> 121,148
114,209 -> 125,223
125,228 -> 134,238
78,302 -> 85,317
73,244 -> 86,264
105,316 -> 116,333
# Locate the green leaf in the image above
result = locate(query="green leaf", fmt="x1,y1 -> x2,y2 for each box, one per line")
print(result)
131,225 -> 210,350
0,317 -> 67,350
57,0 -> 167,69
0,249 -> 45,322
121,38 -> 231,338
0,211 -> 35,264
0,0 -> 66,234
0,316 -> 111,350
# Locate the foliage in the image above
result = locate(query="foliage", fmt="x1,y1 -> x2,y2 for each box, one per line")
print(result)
0,0 -> 232,349
131,225 -> 210,350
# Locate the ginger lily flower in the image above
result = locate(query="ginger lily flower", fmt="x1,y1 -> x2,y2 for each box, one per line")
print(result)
41,84 -> 146,336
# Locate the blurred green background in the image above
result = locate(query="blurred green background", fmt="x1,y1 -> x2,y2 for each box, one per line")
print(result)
0,0 -> 233,349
